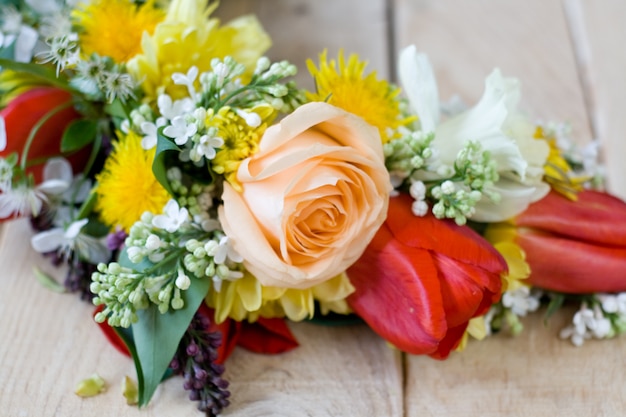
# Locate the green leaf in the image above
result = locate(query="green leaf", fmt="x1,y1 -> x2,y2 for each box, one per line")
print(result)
0,58 -> 73,91
544,293 -> 565,325
152,129 -> 180,196
132,275 -> 210,407
104,99 -> 129,120
33,267 -> 66,293
61,119 -> 98,153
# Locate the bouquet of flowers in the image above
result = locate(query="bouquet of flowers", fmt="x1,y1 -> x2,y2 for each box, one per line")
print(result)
2,0 -> 626,415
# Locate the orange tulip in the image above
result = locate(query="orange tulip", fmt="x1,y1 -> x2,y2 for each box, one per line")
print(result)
0,87 -> 82,182
346,194 -> 505,359
496,190 -> 626,294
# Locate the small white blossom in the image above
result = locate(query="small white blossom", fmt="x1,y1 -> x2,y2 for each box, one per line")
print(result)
151,200 -> 189,233
194,134 -> 223,160
441,180 -> 455,195
235,109 -> 262,128
409,180 -> 426,200
213,236 -> 244,265
598,293 -> 626,315
501,286 -> 540,317
145,234 -> 162,251
560,303 -> 612,346
411,200 -> 429,217
163,116 -> 197,146
0,184 -> 46,218
157,94 -> 194,121
172,66 -> 199,100
175,269 -> 191,290
140,119 -> 166,150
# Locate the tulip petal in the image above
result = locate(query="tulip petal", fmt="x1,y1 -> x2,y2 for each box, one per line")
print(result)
516,190 -> 626,246
386,194 -> 507,274
434,254 -> 501,328
0,87 -> 82,183
237,317 -> 299,354
347,223 -> 447,355
520,232 -> 626,293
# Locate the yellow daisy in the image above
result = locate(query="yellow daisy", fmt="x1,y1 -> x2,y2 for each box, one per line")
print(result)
534,126 -> 589,201
206,272 -> 355,324
209,105 -> 275,190
95,131 -> 170,232
127,0 -> 271,103
306,50 -> 413,143
72,0 -> 165,64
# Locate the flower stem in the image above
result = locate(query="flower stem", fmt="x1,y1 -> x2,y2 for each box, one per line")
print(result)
20,101 -> 74,171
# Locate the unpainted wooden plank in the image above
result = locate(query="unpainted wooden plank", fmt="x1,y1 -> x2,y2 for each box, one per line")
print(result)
216,0 -> 391,89
392,0 -> 592,144
564,0 -> 626,199
407,309 -> 626,416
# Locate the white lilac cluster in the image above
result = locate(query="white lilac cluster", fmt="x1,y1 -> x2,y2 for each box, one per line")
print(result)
93,197 -> 244,326
127,57 -> 303,164
484,286 -> 542,336
560,294 -> 626,346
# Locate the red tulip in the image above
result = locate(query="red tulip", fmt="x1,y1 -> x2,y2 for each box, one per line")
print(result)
346,194 -> 505,359
0,87 -> 82,182
508,189 -> 626,293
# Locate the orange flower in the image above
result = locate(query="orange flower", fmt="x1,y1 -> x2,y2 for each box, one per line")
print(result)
488,190 -> 626,294
347,194 -> 505,359
219,102 -> 392,289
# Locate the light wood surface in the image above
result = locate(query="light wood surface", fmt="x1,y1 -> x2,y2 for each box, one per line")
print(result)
1,1 -> 625,416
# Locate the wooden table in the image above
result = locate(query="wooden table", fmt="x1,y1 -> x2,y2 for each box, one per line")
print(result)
2,0 -> 626,415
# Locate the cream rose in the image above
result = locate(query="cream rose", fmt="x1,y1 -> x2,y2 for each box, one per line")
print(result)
219,102 -> 392,289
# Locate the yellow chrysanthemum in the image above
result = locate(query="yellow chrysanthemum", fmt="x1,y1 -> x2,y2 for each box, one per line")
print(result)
534,126 -> 589,201
209,105 -> 275,190
95,131 -> 170,232
206,271 -> 355,324
306,50 -> 413,143
127,0 -> 271,103
72,0 -> 165,63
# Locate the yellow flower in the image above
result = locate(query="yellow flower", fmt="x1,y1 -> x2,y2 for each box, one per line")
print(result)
95,131 -> 170,232
209,105 -> 275,190
534,126 -> 588,200
306,50 -> 412,143
72,0 -> 165,63
127,0 -> 271,103
206,272 -> 355,323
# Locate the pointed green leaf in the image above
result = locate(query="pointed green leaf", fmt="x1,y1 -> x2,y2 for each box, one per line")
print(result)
132,275 -> 210,407
152,130 -> 180,196
0,58 -> 73,91
33,267 -> 66,293
61,119 -> 98,153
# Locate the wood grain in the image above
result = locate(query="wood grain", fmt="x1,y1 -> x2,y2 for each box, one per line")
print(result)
564,0 -> 626,198
393,0 -> 592,145
216,0 -> 391,89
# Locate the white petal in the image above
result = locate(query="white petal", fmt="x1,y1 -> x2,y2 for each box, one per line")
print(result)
31,229 -> 65,253
0,116 -> 6,151
37,179 -> 70,194
471,179 -> 550,222
43,157 -> 73,183
398,45 -> 440,132
15,25 -> 39,63
64,218 -> 88,239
